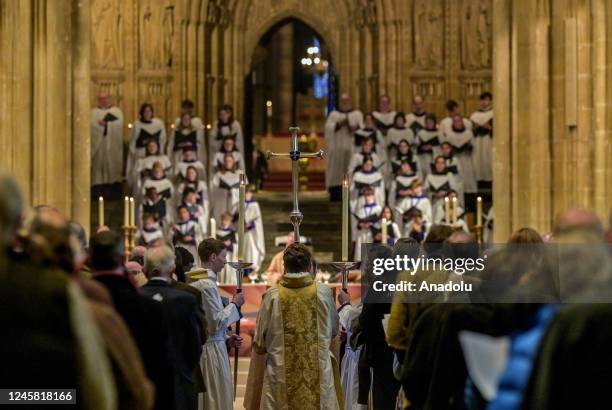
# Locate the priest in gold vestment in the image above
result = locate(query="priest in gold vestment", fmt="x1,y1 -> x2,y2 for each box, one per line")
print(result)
245,243 -> 342,410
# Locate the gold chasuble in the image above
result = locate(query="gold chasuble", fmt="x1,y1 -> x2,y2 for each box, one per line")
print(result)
246,272 -> 341,410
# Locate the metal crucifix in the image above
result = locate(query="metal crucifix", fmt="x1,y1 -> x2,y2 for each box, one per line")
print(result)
266,126 -> 324,243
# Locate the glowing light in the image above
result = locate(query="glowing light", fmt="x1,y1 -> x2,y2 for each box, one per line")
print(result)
128,123 -> 132,129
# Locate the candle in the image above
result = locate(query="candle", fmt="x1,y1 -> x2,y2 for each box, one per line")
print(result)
381,218 -> 388,244
124,196 -> 129,227
342,174 -> 349,261
452,197 -> 458,225
266,100 -> 273,118
98,196 -> 104,227
444,197 -> 450,223
210,218 -> 217,239
129,197 -> 135,227
238,174 -> 246,261
476,196 -> 483,226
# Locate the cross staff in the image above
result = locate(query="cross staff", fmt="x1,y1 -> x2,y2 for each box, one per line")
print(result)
266,126 -> 324,243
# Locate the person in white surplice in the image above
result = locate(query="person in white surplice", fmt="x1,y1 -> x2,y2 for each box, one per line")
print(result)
91,91 -> 124,186
244,244 -> 341,410
188,239 -> 244,410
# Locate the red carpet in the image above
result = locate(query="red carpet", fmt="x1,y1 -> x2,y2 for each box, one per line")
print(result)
262,172 -> 326,191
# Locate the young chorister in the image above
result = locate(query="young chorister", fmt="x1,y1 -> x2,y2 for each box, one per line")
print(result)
354,113 -> 385,160
393,179 -> 433,231
180,187 -> 209,237
172,205 -> 203,263
127,103 -> 167,178
168,112 -> 206,165
470,92 -> 493,184
209,104 -> 244,176
176,165 -> 209,209
426,156 -> 461,209
211,155 -> 243,222
350,156 -> 386,216
216,212 -> 238,284
135,213 -> 165,247
242,187 -> 265,273
353,187 -> 383,259
213,136 -> 245,172
414,113 -> 442,179
347,136 -> 383,175
141,162 -> 174,220
390,139 -> 418,178
359,206 -> 402,250
433,191 -> 470,233
386,112 -> 415,159
388,160 -> 421,208
438,142 -> 464,203
175,147 -> 207,183
130,139 -> 172,194
139,186 -> 172,228
443,114 -> 476,195
403,208 -> 429,243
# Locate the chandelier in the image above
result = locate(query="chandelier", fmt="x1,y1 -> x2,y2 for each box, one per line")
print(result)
300,45 -> 328,74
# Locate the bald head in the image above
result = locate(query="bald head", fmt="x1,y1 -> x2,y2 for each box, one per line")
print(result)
339,93 -> 352,111
554,208 -> 604,242
446,231 -> 474,244
0,170 -> 23,246
144,245 -> 176,279
98,91 -> 110,109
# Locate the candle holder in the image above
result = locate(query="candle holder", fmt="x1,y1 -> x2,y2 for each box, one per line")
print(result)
123,225 -> 137,261
324,261 -> 361,291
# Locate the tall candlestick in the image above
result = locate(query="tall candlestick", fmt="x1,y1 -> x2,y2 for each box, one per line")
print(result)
129,197 -> 135,227
210,218 -> 217,239
452,197 -> 458,225
238,174 -> 246,262
476,196 -> 483,226
98,196 -> 104,227
444,197 -> 450,223
342,174 -> 349,261
266,100 -> 273,118
124,196 -> 129,227
381,218 -> 388,244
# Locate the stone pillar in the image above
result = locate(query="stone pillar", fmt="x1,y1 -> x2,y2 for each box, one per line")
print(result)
0,0 -> 91,232
492,0 -> 512,242
276,23 -> 294,132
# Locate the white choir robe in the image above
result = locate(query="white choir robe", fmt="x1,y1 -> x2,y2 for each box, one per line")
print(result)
372,110 -> 396,137
134,224 -> 164,247
247,273 -> 340,410
211,171 -> 243,222
172,219 -> 203,264
173,116 -> 203,130
386,126 -> 415,158
443,128 -> 477,193
167,126 -> 206,166
175,159 -> 207,183
414,128 -> 443,179
91,106 -> 124,185
127,118 -> 167,179
324,109 -> 364,188
339,304 -> 365,410
405,111 -> 427,135
243,200 -> 265,273
216,227 -> 238,284
130,154 -> 172,193
354,219 -> 401,261
441,155 -> 465,206
175,181 -> 210,212
179,201 -> 210,238
353,127 -> 387,164
208,120 -> 244,175
439,116 -> 472,139
394,195 -> 433,231
470,108 -> 493,182
213,150 -> 245,173
138,198 -> 172,230
347,151 -> 384,175
349,171 -> 386,241
352,203 -> 383,254
190,269 -> 242,410
425,172 -> 461,208
140,177 -> 174,225
388,173 -> 421,209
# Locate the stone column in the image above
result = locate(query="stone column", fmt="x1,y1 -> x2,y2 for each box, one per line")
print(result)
276,23 -> 294,132
492,0 -> 512,242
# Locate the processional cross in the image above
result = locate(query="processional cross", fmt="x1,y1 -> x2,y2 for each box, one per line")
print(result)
266,126 -> 324,243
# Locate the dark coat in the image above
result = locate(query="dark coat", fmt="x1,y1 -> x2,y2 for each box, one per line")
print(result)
141,279 -> 202,410
94,274 -> 175,410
